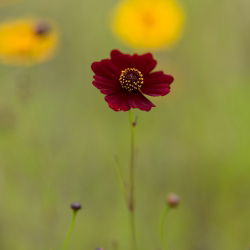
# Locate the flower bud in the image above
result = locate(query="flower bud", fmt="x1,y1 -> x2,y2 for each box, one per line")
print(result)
70,202 -> 82,212
166,193 -> 180,208
132,115 -> 138,127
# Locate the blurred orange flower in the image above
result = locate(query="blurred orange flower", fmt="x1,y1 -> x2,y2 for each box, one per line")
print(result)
111,0 -> 185,50
0,18 -> 58,65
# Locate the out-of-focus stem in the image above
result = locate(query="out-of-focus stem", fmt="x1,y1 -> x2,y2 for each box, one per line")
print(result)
62,212 -> 77,250
160,206 -> 170,250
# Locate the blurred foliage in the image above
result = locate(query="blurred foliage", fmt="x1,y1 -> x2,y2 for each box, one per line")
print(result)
0,0 -> 249,250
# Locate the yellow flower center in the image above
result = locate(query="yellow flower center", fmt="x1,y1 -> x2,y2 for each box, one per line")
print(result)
142,11 -> 156,27
119,68 -> 144,92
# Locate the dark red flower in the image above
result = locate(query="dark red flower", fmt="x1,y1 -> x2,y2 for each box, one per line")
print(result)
91,50 -> 174,112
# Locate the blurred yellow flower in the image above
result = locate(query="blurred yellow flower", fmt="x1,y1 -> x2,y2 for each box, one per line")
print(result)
111,0 -> 185,50
0,18 -> 58,65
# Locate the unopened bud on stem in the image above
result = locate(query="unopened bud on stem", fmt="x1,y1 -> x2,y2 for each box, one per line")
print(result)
70,202 -> 82,213
166,193 -> 180,208
132,115 -> 138,127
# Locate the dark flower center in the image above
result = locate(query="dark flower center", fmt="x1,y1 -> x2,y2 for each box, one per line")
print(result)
34,21 -> 51,36
119,68 -> 144,92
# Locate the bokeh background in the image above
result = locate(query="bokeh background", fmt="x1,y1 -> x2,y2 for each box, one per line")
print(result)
0,0 -> 250,249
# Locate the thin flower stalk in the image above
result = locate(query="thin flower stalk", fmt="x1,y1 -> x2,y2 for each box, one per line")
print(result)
128,110 -> 137,250
160,205 -> 170,250
62,203 -> 81,250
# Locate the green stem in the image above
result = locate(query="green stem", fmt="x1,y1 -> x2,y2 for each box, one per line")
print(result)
114,155 -> 128,205
160,206 -> 170,250
128,110 -> 137,250
62,212 -> 77,250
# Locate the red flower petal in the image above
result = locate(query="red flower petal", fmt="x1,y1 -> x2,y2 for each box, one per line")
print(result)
91,59 -> 120,79
110,50 -> 157,75
110,50 -> 132,70
92,75 -> 121,95
128,92 -> 155,111
105,92 -> 130,111
132,53 -> 157,75
141,71 -> 174,96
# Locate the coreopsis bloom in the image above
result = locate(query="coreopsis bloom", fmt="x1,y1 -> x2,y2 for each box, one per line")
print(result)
91,50 -> 174,111
111,0 -> 185,50
0,18 -> 58,65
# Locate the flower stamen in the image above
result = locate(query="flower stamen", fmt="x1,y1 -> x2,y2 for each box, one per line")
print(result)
119,68 -> 144,92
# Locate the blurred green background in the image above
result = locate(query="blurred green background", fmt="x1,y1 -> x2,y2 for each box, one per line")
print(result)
0,0 -> 250,249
